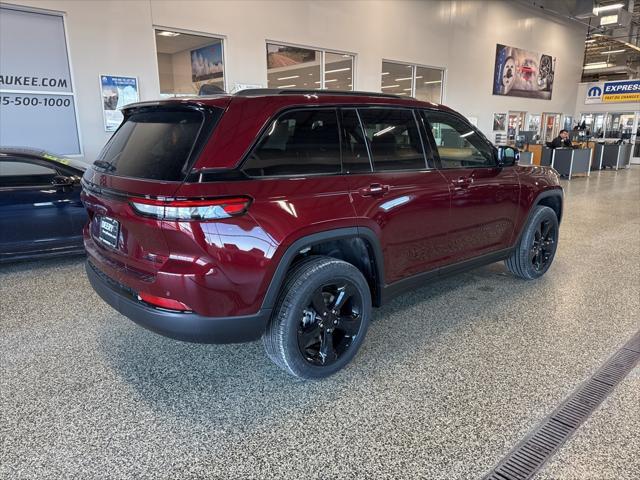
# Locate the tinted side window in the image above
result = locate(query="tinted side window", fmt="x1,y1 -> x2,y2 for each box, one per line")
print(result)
244,109 -> 341,177
0,160 -> 57,188
424,111 -> 496,169
340,109 -> 371,173
358,108 -> 426,171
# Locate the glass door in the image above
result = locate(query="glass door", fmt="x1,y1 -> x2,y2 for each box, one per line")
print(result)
541,113 -> 561,143
507,111 -> 526,141
527,114 -> 541,138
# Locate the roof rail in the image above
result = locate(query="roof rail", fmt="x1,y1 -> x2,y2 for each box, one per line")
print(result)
234,88 -> 404,99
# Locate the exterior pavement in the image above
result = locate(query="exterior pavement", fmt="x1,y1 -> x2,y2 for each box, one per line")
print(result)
1,167 -> 639,480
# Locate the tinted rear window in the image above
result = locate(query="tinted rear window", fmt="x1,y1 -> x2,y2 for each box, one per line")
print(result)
96,109 -> 206,181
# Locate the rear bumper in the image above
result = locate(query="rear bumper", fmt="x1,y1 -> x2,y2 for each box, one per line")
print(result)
86,261 -> 271,344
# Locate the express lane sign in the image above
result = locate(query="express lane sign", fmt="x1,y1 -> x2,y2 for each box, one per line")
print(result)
585,79 -> 640,104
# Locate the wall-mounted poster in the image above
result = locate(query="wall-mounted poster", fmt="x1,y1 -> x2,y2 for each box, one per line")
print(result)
191,43 -> 224,82
493,113 -> 507,131
100,75 -> 139,132
493,44 -> 555,100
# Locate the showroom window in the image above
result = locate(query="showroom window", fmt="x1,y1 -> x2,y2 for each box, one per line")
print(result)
358,108 -> 426,171
381,60 -> 444,103
155,28 -> 226,96
424,111 -> 495,169
267,43 -> 354,91
243,109 -> 341,177
0,5 -> 81,155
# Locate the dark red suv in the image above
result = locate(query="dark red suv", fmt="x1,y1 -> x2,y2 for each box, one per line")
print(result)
82,89 -> 562,379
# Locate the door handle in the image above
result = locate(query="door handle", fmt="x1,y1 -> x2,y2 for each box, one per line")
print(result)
360,183 -> 390,197
452,176 -> 473,188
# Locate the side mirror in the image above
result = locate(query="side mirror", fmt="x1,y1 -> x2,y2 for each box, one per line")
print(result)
497,146 -> 519,167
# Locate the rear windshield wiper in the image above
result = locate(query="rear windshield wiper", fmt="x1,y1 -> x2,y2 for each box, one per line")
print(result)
93,160 -> 115,172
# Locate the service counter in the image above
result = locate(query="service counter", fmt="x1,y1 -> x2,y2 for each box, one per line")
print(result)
551,148 -> 591,179
593,143 -> 632,170
524,144 -> 544,165
519,151 -> 533,165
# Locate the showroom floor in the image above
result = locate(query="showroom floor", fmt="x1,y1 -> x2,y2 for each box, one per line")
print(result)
1,168 -> 639,480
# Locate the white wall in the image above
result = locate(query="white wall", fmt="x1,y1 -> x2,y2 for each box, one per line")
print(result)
4,0 -> 587,161
157,52 -> 174,92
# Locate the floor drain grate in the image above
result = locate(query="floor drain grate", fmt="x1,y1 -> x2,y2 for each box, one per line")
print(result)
484,330 -> 640,480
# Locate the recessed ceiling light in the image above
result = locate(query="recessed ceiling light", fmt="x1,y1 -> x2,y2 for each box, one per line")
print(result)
600,49 -> 626,54
157,31 -> 181,37
277,75 -> 300,80
381,84 -> 400,89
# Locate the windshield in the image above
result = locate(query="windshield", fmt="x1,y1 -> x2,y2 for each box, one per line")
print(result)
95,108 -> 215,181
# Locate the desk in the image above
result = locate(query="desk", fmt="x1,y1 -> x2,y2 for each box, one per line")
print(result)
573,141 -> 598,170
525,144 -> 543,165
551,148 -> 591,179
540,147 -> 553,167
519,152 -> 533,165
594,144 -> 632,170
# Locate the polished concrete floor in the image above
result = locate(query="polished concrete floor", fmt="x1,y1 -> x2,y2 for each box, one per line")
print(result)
1,168 -> 639,480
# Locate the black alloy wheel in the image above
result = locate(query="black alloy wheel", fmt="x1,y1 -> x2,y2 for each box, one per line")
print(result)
297,282 -> 363,366
530,219 -> 556,272
263,256 -> 372,379
505,205 -> 559,280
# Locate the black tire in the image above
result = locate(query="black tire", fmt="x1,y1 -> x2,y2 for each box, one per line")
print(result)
505,205 -> 559,280
263,256 -> 372,380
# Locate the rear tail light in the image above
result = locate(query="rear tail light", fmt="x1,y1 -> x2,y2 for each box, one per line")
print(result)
138,292 -> 191,311
129,196 -> 251,221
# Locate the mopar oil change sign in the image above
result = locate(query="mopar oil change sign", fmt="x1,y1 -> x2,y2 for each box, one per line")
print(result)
0,6 -> 81,155
585,80 -> 640,104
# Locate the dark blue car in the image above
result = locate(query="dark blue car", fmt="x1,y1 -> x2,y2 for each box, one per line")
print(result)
0,148 -> 87,262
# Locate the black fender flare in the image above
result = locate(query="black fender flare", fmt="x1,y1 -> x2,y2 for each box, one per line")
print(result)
514,188 -> 563,246
260,227 -> 385,311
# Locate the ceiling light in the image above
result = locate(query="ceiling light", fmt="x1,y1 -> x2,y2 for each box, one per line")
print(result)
402,88 -> 412,91
585,39 -> 596,44
582,62 -> 613,70
381,72 -> 389,76
278,84 -> 298,88
374,126 -> 396,137
157,31 -> 181,37
394,77 -> 413,81
600,49 -> 625,54
415,76 -> 423,79
423,80 -> 442,84
592,3 -> 623,14
325,67 -> 351,74
324,79 -> 338,83
277,75 -> 300,81
381,84 -> 400,89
